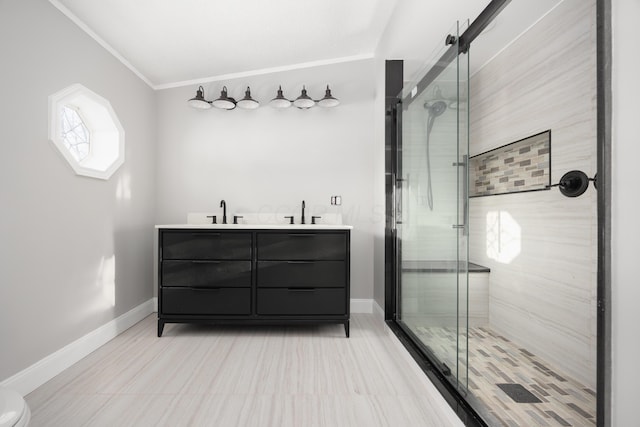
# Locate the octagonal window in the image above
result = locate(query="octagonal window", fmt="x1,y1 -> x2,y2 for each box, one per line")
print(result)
49,84 -> 125,180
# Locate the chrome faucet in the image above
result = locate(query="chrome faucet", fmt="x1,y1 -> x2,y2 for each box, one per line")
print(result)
220,199 -> 227,224
301,200 -> 306,224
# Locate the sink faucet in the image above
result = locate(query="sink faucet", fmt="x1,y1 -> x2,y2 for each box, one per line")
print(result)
301,200 -> 306,224
220,199 -> 227,224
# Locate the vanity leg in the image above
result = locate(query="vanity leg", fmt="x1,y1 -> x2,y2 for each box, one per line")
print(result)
158,320 -> 165,337
344,320 -> 350,338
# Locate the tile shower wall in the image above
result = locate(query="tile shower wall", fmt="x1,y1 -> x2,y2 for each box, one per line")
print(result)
468,0 -> 597,389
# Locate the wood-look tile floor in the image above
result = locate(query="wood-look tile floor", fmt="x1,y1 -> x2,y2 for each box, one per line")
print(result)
26,314 -> 464,427
413,325 -> 596,427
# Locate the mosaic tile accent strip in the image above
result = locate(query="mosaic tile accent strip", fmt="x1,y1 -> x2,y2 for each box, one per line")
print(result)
470,130 -> 551,197
405,322 -> 596,426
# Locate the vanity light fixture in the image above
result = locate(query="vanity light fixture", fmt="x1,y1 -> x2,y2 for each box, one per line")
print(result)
211,86 -> 236,110
236,86 -> 260,110
188,85 -> 339,110
318,85 -> 340,108
269,85 -> 292,109
187,86 -> 212,109
293,85 -> 315,109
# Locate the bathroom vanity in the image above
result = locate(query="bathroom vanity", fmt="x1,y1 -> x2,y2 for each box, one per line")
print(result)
156,224 -> 352,337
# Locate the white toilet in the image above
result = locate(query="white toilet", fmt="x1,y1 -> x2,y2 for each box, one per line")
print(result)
0,388 -> 30,427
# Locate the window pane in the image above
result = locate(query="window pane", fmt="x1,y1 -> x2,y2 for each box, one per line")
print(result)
60,105 -> 90,162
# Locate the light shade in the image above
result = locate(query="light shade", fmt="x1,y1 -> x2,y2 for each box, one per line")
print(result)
269,85 -> 292,109
293,86 -> 315,109
212,86 -> 236,110
187,86 -> 212,109
236,86 -> 260,110
317,85 -> 339,108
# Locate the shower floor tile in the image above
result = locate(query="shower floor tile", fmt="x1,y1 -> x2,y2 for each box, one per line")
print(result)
410,324 -> 596,427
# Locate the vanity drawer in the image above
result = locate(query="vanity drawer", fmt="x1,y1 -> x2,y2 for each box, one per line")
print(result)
257,232 -> 347,260
257,288 -> 346,315
161,231 -> 251,260
162,260 -> 251,288
256,261 -> 346,288
162,288 -> 250,315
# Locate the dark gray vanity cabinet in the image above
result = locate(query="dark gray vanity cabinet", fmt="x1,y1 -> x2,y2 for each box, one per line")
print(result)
256,233 -> 349,327
157,228 -> 350,337
158,231 -> 252,332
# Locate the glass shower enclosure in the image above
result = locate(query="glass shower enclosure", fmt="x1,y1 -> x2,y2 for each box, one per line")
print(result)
394,22 -> 470,392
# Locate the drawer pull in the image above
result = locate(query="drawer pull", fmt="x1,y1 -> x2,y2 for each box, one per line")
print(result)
287,288 -> 316,292
189,287 -> 220,291
190,260 -> 221,264
287,261 -> 314,264
287,234 -> 315,237
190,233 -> 221,236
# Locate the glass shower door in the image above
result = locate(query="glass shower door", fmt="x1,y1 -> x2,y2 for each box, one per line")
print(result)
396,22 -> 469,390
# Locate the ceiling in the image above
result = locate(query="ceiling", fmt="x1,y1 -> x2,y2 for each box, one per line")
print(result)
50,0 -> 398,89
49,0 -> 563,91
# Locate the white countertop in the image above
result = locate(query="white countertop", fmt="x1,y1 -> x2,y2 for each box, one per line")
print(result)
155,224 -> 353,230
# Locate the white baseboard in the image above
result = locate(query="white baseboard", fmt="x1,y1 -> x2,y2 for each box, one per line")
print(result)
373,300 -> 385,319
1,299 -> 154,396
350,298 -> 373,313
153,296 -> 158,312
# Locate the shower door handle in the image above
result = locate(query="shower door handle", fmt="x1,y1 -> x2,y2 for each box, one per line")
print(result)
452,155 -> 469,236
462,155 -> 468,236
392,173 -> 404,228
391,173 -> 396,229
394,178 -> 408,224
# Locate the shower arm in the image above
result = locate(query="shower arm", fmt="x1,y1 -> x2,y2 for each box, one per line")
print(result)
547,176 -> 597,188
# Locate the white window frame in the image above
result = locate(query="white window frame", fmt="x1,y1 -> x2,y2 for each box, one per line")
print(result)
48,84 -> 125,180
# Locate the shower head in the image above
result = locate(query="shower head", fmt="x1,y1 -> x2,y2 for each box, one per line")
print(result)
424,100 -> 447,117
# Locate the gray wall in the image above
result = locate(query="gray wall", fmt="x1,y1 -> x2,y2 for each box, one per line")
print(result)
612,0 -> 640,424
0,0 -> 156,381
155,60 -> 377,299
469,0 -> 597,389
